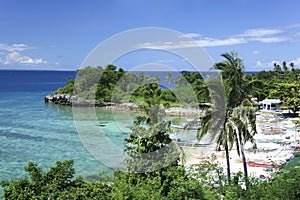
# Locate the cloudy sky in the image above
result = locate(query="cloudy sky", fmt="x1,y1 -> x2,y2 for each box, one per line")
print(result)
1,0 -> 300,71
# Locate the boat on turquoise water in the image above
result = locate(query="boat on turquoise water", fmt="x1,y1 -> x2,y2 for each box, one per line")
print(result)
175,140 -> 214,147
171,118 -> 201,130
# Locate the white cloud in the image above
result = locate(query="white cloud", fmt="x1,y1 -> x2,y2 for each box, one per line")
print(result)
288,23 -> 300,29
253,50 -> 259,55
138,37 -> 247,49
237,28 -> 283,38
253,60 -> 275,69
178,33 -> 202,38
253,59 -> 297,70
270,60 -> 281,65
290,57 -> 300,66
0,43 -> 33,52
196,37 -> 246,47
250,36 -> 287,43
138,27 -> 289,50
256,60 -> 262,67
4,52 -> 47,65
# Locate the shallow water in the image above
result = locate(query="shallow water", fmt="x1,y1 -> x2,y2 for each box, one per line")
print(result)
0,70 -> 133,183
0,91 -> 120,181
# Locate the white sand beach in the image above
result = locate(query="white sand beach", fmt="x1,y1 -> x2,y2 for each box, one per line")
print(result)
182,112 -> 299,179
183,145 -> 295,179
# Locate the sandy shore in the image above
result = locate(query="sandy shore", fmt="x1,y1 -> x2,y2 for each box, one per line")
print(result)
180,111 -> 299,179
182,144 -> 295,179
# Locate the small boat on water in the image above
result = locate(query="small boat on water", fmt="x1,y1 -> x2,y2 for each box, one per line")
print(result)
176,141 -> 213,147
171,119 -> 201,130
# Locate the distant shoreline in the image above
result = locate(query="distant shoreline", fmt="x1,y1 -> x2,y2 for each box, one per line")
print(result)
44,93 -> 202,117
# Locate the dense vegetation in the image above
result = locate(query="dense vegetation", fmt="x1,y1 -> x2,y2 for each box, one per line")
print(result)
246,61 -> 300,114
52,60 -> 300,113
1,156 -> 299,199
51,64 -> 210,108
2,53 -> 300,199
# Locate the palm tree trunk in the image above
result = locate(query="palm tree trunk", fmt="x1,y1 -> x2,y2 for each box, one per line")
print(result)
241,149 -> 249,189
223,111 -> 231,184
239,133 -> 249,189
224,141 -> 231,183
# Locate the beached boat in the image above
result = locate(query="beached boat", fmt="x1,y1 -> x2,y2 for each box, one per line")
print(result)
247,161 -> 272,167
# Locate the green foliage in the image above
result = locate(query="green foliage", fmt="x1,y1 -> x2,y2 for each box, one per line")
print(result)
112,166 -> 206,200
175,71 -> 209,104
160,89 -> 177,102
125,82 -> 182,173
247,61 -> 300,103
74,66 -> 105,99
1,156 -> 299,199
54,78 -> 74,94
1,160 -> 112,200
8,55 -> 300,199
196,52 -> 258,188
172,85 -> 198,105
267,82 -> 300,114
95,65 -> 125,102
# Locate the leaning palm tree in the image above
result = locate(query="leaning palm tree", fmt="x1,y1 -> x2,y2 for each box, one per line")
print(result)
196,52 -> 257,186
230,102 -> 257,188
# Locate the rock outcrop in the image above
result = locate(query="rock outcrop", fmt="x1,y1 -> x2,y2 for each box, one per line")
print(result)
44,94 -> 73,105
44,94 -> 202,116
44,94 -> 139,109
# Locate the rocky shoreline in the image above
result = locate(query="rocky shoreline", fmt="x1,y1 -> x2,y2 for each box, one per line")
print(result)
44,94 -> 202,116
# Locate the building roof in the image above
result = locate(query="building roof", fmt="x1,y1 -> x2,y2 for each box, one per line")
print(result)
259,99 -> 282,104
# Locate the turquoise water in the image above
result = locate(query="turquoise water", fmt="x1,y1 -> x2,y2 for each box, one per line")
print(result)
0,70 -> 193,185
0,70 -> 134,185
0,92 -> 127,181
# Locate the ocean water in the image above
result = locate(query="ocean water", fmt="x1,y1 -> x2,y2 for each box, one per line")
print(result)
0,70 -> 133,185
0,69 -> 241,182
0,69 -> 196,185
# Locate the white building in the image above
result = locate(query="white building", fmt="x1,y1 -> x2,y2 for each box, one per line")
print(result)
259,99 -> 282,111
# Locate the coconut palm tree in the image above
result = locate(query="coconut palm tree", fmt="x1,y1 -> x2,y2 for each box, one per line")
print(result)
231,102 -> 257,187
290,62 -> 295,72
166,72 -> 173,86
196,52 -> 257,186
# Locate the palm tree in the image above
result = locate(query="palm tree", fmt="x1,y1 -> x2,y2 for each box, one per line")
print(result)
197,52 -> 257,186
244,74 -> 264,100
290,62 -> 295,72
225,99 -> 257,188
283,61 -> 289,72
166,72 -> 173,86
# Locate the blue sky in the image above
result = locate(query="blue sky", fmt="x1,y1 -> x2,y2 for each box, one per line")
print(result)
1,0 -> 300,71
